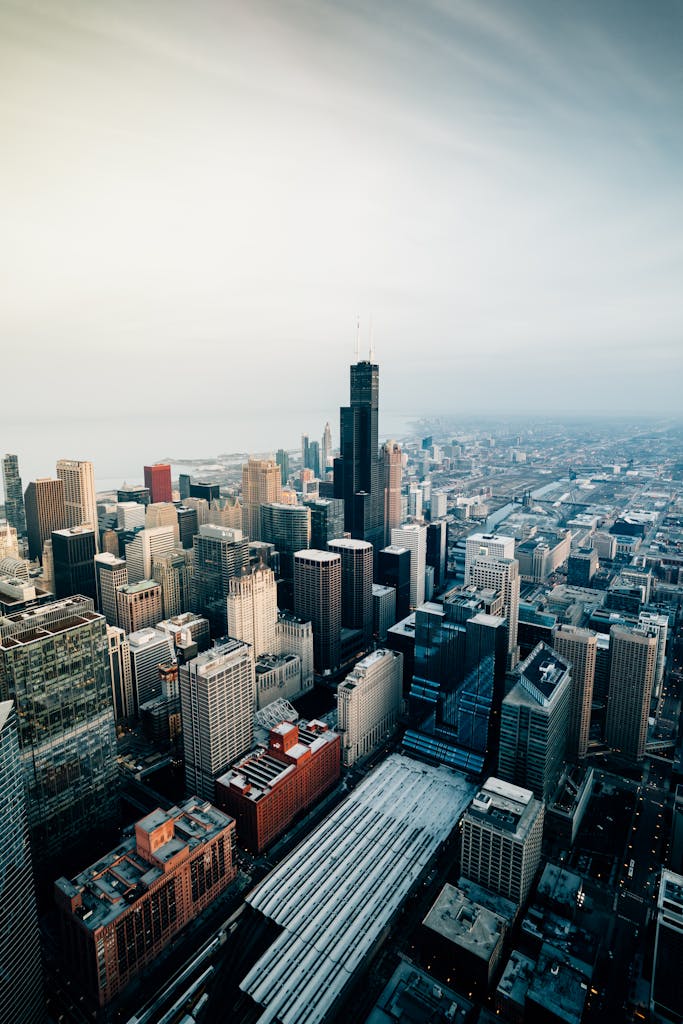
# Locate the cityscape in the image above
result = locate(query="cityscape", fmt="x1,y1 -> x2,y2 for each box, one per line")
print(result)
2,357 -> 683,1024
3,2 -> 683,1023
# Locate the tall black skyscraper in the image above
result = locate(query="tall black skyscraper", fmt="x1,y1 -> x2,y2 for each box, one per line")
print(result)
2,454 -> 27,538
334,360 -> 382,550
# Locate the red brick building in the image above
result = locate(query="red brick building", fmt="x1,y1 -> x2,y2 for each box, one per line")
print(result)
55,798 -> 236,1006
143,463 -> 173,503
215,719 -> 340,852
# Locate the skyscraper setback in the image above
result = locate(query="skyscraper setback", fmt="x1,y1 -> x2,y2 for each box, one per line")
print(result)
334,359 -> 383,551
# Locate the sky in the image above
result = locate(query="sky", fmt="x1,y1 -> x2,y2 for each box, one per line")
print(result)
1,0 -> 682,475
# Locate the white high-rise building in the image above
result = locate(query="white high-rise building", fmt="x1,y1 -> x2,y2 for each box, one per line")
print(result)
467,554 -> 520,669
275,611 -> 314,692
226,566 -> 278,658
116,502 -> 146,531
56,459 -> 99,551
431,491 -> 447,520
465,533 -> 515,577
337,649 -> 403,766
125,526 -> 176,583
407,486 -> 423,521
127,627 -> 175,713
0,523 -> 19,560
94,552 -> 128,626
460,777 -> 544,906
180,639 -> 256,800
321,421 -> 333,473
391,522 -> 427,609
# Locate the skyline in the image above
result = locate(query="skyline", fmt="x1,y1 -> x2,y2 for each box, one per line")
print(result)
1,0 -> 682,437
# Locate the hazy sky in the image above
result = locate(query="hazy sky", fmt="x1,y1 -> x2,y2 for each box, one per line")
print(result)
2,0 -> 682,449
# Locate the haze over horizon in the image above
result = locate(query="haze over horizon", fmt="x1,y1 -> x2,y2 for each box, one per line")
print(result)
2,0 -> 682,460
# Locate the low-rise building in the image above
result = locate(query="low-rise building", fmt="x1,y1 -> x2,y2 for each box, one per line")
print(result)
420,882 -> 507,992
55,799 -> 236,1006
215,719 -> 340,852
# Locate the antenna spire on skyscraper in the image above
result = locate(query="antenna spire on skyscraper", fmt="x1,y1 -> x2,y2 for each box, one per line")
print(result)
369,314 -> 375,363
355,316 -> 360,362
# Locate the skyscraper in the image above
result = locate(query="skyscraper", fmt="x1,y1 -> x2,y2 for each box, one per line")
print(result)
498,643 -> 571,801
242,459 -> 282,541
651,869 -> 683,1022
460,777 -> 544,906
180,638 -> 256,800
94,551 -> 128,625
56,459 -> 99,551
328,538 -> 373,640
115,580 -> 163,634
551,624 -> 597,759
276,449 -> 290,486
192,524 -> 250,636
465,533 -> 515,577
24,477 -> 67,561
145,501 -> 180,541
260,501 -> 311,607
294,550 -> 341,674
227,566 -> 278,658
0,596 -> 118,862
321,421 -> 333,474
52,525 -> 98,602
337,649 -> 403,766
605,625 -> 657,759
1,454 -> 27,538
380,440 -> 402,546
304,497 -> 345,551
391,523 -> 427,609
334,359 -> 382,550
467,554 -> 520,669
0,701 -> 46,1024
125,525 -> 176,582
426,519 -> 447,591
143,463 -> 172,503
152,548 -> 193,618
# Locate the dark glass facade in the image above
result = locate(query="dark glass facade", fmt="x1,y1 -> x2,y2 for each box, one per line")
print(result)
334,361 -> 383,551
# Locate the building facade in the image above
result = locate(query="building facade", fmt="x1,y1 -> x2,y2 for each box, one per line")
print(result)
391,523 -> 427,609
333,359 -> 383,550
328,538 -> 373,640
94,552 -> 128,625
605,625 -> 657,759
2,453 -> 27,538
24,477 -> 66,560
180,639 -> 256,800
143,463 -> 173,504
0,701 -> 46,1024
293,550 -> 342,674
55,799 -> 236,1006
0,596 -> 118,861
460,777 -> 544,906
242,459 -> 282,541
337,649 -> 403,766
53,525 -> 97,602
56,459 -> 99,550
216,719 -> 340,852
226,566 -> 278,658
551,625 -> 597,759
116,579 -> 163,635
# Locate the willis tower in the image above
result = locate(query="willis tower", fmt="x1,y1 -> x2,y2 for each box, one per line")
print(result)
334,358 -> 383,551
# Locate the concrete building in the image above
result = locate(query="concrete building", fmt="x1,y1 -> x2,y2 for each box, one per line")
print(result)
546,764 -> 594,845
145,501 -> 180,541
372,583 -> 396,640
293,550 -> 342,674
2,454 -> 27,538
338,649 -> 403,766
125,525 -> 176,583
516,531 -> 571,582
651,869 -> 683,1023
156,612 -> 211,657
24,477 -> 66,560
127,627 -> 175,711
94,552 -> 128,625
52,525 -> 97,602
116,580 -> 163,634
567,549 -> 598,588
460,777 -> 544,906
465,533 -> 515,577
55,799 -> 236,1007
191,524 -> 250,636
0,596 -> 118,862
431,491 -> 447,520
152,548 -> 193,618
56,459 -> 99,550
106,625 -> 134,720
180,639 -> 256,800
226,566 -> 278,658
467,554 -> 520,669
215,719 -> 340,852
0,701 -> 46,1024
254,652 -> 305,708
605,625 -> 657,759
638,610 -> 669,698
391,522 -> 427,609
420,882 -> 507,992
551,624 -> 597,759
499,643 -> 571,801
0,521 -> 19,560
116,500 -> 146,531
242,458 -> 282,541
275,610 -> 314,691
328,537 -> 373,640
143,463 -> 172,503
